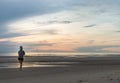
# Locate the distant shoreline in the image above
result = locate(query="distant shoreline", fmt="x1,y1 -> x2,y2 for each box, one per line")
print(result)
0,55 -> 120,64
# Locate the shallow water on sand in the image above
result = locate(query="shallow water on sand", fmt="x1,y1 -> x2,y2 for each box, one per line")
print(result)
0,62 -> 78,69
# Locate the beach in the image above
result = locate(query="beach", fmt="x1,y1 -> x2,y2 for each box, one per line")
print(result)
1,55 -> 120,83
0,0 -> 120,83
1,64 -> 120,83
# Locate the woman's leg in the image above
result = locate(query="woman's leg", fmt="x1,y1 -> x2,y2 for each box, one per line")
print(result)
19,60 -> 23,71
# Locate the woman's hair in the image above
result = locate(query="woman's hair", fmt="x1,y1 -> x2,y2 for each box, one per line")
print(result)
20,46 -> 23,50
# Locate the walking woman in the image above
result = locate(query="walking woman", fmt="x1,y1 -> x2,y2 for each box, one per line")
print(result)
18,46 -> 25,71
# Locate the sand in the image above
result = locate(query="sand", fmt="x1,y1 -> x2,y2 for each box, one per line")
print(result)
1,61 -> 120,83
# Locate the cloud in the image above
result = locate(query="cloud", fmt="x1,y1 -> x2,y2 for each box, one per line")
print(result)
6,0 -> 120,38
1,0 -> 120,54
25,41 -> 55,47
47,20 -> 72,24
115,30 -> 120,32
84,24 -> 96,28
0,0 -> 83,24
0,31 -> 26,39
41,29 -> 60,35
0,40 -> 55,53
0,0 -> 58,23
35,20 -> 72,28
87,40 -> 95,44
21,41 -> 56,52
0,41 -> 18,53
0,0 -> 57,38
0,0 -> 78,39
30,49 -> 71,52
0,25 -> 27,38
37,20 -> 72,25
75,45 -> 120,53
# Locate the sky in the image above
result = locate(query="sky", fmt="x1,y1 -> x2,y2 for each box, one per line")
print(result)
0,0 -> 120,54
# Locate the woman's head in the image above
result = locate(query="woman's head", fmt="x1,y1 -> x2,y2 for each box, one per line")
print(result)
20,46 -> 23,50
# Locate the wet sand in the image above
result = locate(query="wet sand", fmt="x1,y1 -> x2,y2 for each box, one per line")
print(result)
1,59 -> 120,83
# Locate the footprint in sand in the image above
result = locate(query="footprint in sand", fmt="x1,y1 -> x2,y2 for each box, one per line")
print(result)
77,80 -> 83,82
77,80 -> 88,83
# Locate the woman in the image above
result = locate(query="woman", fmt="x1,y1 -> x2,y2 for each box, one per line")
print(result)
18,46 -> 25,71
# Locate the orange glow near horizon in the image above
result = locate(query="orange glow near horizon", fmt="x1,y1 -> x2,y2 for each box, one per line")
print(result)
1,2 -> 119,54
